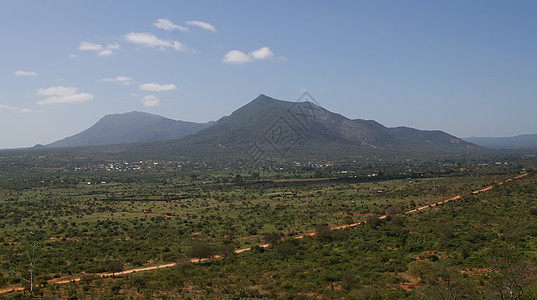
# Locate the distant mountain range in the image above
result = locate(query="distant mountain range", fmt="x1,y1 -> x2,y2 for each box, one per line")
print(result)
463,134 -> 537,150
47,111 -> 213,148
47,94 -> 482,159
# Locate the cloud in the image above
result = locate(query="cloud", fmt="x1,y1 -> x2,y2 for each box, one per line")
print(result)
222,50 -> 253,64
124,32 -> 186,52
14,70 -> 37,76
154,18 -> 190,32
36,86 -> 78,96
78,41 -> 103,51
249,47 -> 274,60
142,95 -> 160,107
139,83 -> 177,92
36,86 -> 93,105
0,104 -> 17,110
173,41 -> 185,51
185,20 -> 216,32
19,108 -> 42,113
125,32 -> 171,48
222,47 -> 277,64
0,104 -> 41,113
98,50 -> 115,56
99,76 -> 134,85
78,41 -> 119,56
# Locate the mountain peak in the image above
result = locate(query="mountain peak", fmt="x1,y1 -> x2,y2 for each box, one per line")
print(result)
47,112 -> 213,148
252,94 -> 279,103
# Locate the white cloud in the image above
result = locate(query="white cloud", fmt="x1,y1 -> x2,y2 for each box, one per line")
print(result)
185,20 -> 216,32
78,41 -> 119,56
98,49 -> 115,57
223,47 -> 277,64
107,43 -> 120,50
36,94 -> 93,105
36,86 -> 78,96
142,95 -> 160,107
222,50 -> 253,64
125,32 -> 171,48
19,108 -> 42,113
36,86 -> 93,105
154,18 -> 190,32
249,47 -> 274,60
173,41 -> 185,51
79,41 -> 103,51
124,32 -> 186,52
99,76 -> 134,85
14,70 -> 37,76
0,104 -> 17,110
139,83 -> 177,92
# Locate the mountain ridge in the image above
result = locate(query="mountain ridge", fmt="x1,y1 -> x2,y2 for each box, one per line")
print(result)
463,134 -> 537,150
48,111 -> 213,148
46,94 -> 482,158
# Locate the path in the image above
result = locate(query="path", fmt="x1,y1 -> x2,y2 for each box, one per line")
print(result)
0,173 -> 529,294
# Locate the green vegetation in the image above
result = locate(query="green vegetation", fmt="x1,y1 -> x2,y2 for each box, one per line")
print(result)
0,152 -> 536,298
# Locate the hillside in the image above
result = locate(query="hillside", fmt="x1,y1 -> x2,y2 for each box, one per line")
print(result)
41,94 -> 482,160
47,111 -> 213,148
111,94 -> 481,161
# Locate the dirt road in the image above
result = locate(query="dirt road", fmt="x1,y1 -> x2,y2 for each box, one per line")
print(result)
0,173 -> 529,294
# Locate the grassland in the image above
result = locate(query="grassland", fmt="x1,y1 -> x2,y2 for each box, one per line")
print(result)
0,154 -> 536,299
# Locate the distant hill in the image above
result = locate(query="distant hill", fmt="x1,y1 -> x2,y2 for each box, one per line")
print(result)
464,134 -> 537,150
48,111 -> 213,148
137,94 -> 480,159
44,95 -> 482,159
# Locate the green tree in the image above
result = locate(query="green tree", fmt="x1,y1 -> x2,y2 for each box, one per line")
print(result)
187,240 -> 215,263
408,260 -> 435,283
263,232 -> 281,248
106,260 -> 123,276
275,240 -> 297,260
343,215 -> 354,225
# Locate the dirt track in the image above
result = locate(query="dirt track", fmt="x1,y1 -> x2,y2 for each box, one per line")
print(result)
0,173 -> 528,294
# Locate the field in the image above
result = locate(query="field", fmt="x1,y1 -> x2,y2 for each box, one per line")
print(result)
1,154 -> 536,299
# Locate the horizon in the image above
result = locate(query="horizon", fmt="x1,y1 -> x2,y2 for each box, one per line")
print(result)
2,1 -> 537,149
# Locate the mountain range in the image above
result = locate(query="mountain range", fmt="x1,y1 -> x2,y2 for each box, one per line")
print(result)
463,134 -> 537,150
45,94 -> 483,159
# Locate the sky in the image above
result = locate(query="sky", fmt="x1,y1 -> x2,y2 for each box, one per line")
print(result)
1,1 -> 537,149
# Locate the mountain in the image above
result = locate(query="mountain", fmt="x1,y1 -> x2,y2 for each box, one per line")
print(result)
464,134 -> 537,150
141,94 -> 480,159
48,111 -> 213,148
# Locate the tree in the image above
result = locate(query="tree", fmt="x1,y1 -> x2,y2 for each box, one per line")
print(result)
341,271 -> 357,291
366,214 -> 380,229
275,240 -> 297,260
106,260 -> 123,276
437,185 -> 449,196
0,272 -> 6,288
187,240 -> 215,263
386,206 -> 402,216
263,232 -> 281,248
216,244 -> 236,258
9,230 -> 44,298
343,215 -> 354,225
175,257 -> 191,274
488,258 -> 535,300
422,267 -> 475,299
315,225 -> 333,240
408,260 -> 435,283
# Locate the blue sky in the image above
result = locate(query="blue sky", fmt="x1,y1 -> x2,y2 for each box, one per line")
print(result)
1,1 -> 537,149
